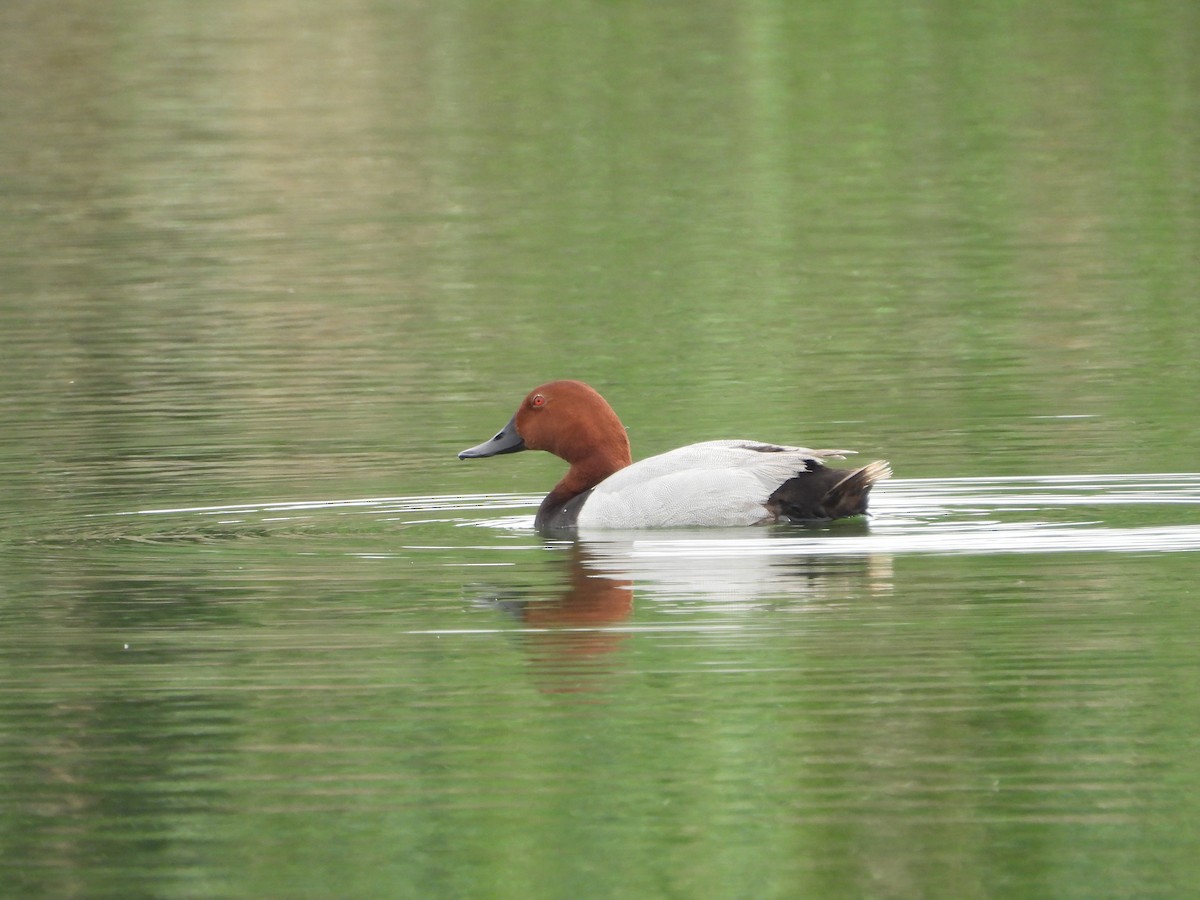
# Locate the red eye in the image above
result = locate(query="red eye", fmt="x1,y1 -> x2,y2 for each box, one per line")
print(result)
531,394 -> 546,408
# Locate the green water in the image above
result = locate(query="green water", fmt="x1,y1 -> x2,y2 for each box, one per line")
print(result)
2,1 -> 1199,897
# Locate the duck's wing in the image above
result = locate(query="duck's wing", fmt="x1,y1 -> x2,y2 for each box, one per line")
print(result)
578,440 -> 853,528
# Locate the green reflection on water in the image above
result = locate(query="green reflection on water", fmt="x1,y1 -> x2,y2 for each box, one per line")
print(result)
3,538 -> 1198,898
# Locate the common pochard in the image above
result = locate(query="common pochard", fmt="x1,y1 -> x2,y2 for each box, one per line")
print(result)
459,380 -> 891,531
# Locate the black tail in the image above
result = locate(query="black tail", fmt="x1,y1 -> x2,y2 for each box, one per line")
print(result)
767,460 -> 891,522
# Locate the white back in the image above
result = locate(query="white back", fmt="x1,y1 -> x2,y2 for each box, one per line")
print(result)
576,440 -> 851,528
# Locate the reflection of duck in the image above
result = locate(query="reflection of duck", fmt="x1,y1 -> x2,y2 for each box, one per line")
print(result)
519,545 -> 633,632
575,531 -> 894,605
492,536 -> 891,627
484,538 -> 892,692
488,545 -> 633,678
460,380 -> 890,531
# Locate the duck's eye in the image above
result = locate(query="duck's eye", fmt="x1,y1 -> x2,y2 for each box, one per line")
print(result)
530,394 -> 546,408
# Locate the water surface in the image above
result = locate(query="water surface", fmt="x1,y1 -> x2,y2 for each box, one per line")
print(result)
2,0 -> 1199,897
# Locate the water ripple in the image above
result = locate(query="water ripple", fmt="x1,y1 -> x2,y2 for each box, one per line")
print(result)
42,473 -> 1200,559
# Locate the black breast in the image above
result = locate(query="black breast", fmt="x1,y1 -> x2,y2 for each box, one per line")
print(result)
535,488 -> 595,532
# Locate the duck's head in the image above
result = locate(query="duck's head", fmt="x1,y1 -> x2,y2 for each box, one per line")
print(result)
458,380 -> 631,468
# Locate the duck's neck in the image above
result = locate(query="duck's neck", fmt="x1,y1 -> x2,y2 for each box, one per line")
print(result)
537,451 -> 629,528
554,453 -> 627,503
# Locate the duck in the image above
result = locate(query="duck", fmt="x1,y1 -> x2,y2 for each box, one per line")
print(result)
458,380 -> 891,531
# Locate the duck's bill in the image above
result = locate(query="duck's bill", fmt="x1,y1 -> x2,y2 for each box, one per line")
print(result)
458,415 -> 527,459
